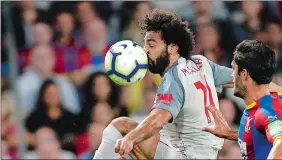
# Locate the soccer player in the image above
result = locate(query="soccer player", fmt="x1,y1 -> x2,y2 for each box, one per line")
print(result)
94,9 -> 281,159
203,40 -> 282,159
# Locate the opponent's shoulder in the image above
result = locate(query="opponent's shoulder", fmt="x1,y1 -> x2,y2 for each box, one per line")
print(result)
276,91 -> 282,99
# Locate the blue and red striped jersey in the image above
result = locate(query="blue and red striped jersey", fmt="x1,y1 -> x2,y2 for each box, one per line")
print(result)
238,92 -> 282,160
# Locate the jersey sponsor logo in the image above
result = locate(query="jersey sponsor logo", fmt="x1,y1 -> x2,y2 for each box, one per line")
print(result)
268,115 -> 278,121
157,93 -> 173,106
245,117 -> 253,134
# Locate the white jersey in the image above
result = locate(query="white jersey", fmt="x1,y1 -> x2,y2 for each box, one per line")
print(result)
152,55 -> 232,154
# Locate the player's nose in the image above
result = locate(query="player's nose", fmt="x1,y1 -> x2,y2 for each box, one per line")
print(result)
143,45 -> 149,54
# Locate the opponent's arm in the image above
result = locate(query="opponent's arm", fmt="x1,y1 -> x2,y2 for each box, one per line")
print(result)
202,105 -> 238,141
268,139 -> 282,159
269,82 -> 282,92
266,120 -> 282,159
125,108 -> 171,145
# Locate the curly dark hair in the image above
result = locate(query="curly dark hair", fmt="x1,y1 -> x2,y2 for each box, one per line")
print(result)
140,8 -> 195,59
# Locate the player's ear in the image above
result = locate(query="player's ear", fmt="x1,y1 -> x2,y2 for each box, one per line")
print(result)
241,69 -> 248,81
168,43 -> 179,55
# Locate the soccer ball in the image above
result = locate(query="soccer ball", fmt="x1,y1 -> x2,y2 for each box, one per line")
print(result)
104,40 -> 148,85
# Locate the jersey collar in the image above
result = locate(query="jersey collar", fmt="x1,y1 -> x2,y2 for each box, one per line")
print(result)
246,101 -> 257,110
245,94 -> 273,110
161,57 -> 183,77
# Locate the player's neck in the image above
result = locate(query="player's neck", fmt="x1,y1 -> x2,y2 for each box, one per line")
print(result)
244,84 -> 270,105
162,56 -> 180,76
168,55 -> 180,68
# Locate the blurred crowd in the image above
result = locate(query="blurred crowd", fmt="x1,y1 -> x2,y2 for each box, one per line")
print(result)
1,1 -> 282,159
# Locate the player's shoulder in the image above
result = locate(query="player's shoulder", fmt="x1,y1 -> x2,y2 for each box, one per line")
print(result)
163,63 -> 181,83
190,55 -> 208,64
276,92 -> 282,99
191,54 -> 208,61
255,93 -> 281,120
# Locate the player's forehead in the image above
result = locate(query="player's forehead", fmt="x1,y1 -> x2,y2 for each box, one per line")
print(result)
144,31 -> 162,42
231,60 -> 237,68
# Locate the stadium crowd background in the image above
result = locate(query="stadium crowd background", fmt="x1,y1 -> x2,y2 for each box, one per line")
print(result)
1,1 -> 282,159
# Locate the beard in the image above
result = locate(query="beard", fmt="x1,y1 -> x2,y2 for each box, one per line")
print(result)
233,76 -> 247,99
148,48 -> 170,75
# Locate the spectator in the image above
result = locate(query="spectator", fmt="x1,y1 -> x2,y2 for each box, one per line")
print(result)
1,99 -> 18,159
11,1 -> 49,49
121,1 -> 153,46
195,23 -> 229,66
219,99 -> 240,129
181,1 -> 237,55
75,1 -> 99,27
265,17 -> 282,61
24,127 -> 76,159
54,11 -> 82,73
180,1 -> 229,22
91,102 -> 115,126
18,22 -> 66,74
2,137 -> 12,159
130,85 -> 157,123
75,103 -> 114,156
231,2 -> 274,42
16,44 -> 80,114
25,79 -> 78,151
76,19 -> 111,74
78,123 -> 105,159
77,72 -> 126,132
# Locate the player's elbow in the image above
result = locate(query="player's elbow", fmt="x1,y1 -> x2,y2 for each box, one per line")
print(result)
148,109 -> 172,134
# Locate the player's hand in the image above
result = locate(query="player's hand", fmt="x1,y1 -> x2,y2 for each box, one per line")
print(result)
202,105 -> 232,139
115,137 -> 134,159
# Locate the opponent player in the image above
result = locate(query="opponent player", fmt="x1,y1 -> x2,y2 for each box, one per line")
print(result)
203,40 -> 282,159
94,9 -> 281,159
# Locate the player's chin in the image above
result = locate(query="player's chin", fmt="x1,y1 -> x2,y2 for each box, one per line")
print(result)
233,89 -> 243,98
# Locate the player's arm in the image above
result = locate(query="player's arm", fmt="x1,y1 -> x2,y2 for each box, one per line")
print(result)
268,138 -> 282,159
125,72 -> 184,144
269,82 -> 282,92
115,70 -> 184,158
208,60 -> 282,92
202,106 -> 238,141
208,60 -> 233,90
256,103 -> 282,159
266,120 -> 282,159
124,108 -> 171,145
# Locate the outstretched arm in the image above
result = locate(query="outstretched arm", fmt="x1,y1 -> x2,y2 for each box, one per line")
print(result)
202,105 -> 238,141
207,60 -> 282,92
269,82 -> 282,92
114,108 -> 171,159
